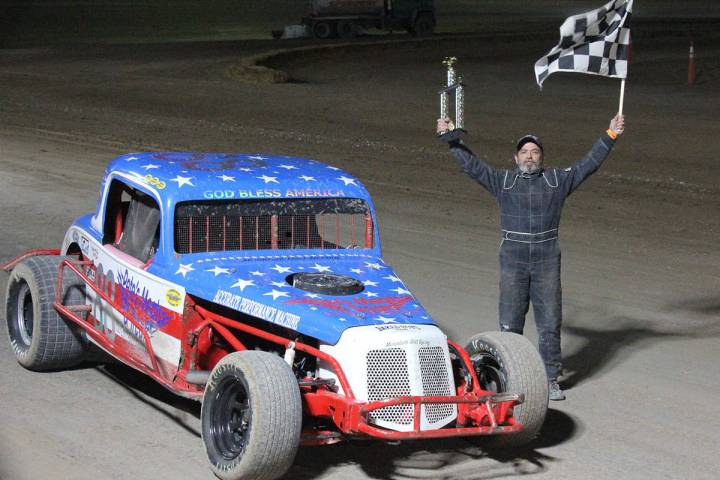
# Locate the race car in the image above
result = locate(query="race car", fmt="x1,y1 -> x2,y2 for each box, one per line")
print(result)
3,152 -> 549,480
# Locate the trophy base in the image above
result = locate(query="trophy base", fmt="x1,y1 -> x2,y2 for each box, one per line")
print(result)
438,129 -> 467,143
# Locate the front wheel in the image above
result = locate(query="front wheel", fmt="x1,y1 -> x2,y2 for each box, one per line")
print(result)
5,255 -> 86,370
465,331 -> 548,447
201,351 -> 302,480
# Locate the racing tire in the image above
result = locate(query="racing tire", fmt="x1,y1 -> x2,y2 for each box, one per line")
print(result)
312,21 -> 335,39
201,351 -> 302,480
408,13 -> 434,37
5,255 -> 86,370
465,331 -> 548,447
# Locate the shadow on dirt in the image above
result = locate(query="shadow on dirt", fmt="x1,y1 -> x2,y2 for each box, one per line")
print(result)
562,312 -> 720,389
286,408 -> 578,480
666,295 -> 720,317
95,362 -> 201,437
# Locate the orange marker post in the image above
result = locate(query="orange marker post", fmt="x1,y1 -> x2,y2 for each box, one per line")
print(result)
688,41 -> 696,85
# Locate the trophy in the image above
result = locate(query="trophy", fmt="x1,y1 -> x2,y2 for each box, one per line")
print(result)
438,57 -> 466,142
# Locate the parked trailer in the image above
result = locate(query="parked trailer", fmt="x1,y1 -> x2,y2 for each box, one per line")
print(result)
304,0 -> 436,39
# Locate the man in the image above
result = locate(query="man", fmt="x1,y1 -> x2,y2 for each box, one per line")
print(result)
437,114 -> 625,400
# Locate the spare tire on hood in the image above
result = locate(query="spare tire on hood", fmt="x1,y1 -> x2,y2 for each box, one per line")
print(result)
287,272 -> 364,296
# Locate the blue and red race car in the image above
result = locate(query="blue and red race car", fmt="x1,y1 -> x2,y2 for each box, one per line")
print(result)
3,152 -> 548,480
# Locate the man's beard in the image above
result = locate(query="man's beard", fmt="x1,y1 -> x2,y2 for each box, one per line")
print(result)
519,162 -> 540,174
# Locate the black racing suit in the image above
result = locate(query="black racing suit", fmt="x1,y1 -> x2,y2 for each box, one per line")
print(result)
449,133 -> 616,382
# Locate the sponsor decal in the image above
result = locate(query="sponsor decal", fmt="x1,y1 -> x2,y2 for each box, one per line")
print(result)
385,338 -> 431,348
374,325 -> 421,332
116,269 -> 174,333
213,289 -> 300,330
79,235 -> 90,254
285,295 -> 412,315
165,289 -> 182,308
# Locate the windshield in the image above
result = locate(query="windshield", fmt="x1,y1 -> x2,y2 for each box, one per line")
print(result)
174,198 -> 373,254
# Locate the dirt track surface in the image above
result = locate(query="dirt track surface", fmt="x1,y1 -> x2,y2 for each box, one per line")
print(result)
1,21 -> 720,480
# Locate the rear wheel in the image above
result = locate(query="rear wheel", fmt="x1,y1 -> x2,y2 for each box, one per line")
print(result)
465,331 -> 548,446
201,351 -> 302,480
312,21 -> 335,39
5,255 -> 86,370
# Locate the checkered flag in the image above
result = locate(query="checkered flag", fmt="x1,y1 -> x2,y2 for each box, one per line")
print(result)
534,0 -> 633,87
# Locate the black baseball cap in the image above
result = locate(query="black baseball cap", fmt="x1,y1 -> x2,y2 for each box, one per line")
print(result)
516,134 -> 543,152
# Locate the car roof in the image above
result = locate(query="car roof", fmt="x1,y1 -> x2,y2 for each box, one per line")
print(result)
104,152 -> 371,204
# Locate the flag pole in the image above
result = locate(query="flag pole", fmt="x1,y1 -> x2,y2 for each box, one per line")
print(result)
618,79 -> 626,115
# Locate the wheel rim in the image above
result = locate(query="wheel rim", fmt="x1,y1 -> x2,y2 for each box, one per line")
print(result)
314,22 -> 332,39
209,376 -> 251,461
472,353 -> 507,393
15,282 -> 34,347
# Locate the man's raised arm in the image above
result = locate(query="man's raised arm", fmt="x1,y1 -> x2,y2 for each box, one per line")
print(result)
562,114 -> 626,195
438,117 -> 502,197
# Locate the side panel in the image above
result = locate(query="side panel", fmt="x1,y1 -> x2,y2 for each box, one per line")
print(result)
65,226 -> 186,379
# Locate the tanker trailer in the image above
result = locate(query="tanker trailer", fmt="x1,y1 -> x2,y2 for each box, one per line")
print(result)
303,0 -> 435,39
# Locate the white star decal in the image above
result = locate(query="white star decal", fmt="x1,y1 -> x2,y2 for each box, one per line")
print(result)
217,174 -> 235,182
230,278 -> 255,292
171,175 -> 194,188
257,175 -> 279,184
264,289 -> 289,300
310,306 -> 318,311
384,275 -> 402,283
279,164 -> 297,170
350,268 -> 364,274
270,281 -> 290,288
141,164 -> 160,170
326,166 -> 341,171
305,293 -> 320,299
392,287 -> 413,296
337,176 -> 357,186
310,263 -> 331,273
250,270 -> 265,276
206,266 -> 230,276
363,291 -> 379,298
126,156 -> 139,161
363,279 -> 378,287
365,262 -> 384,270
248,155 -> 268,160
175,263 -> 194,277
239,168 -> 253,172
270,264 -> 291,274
376,315 -> 397,324
299,175 -> 316,182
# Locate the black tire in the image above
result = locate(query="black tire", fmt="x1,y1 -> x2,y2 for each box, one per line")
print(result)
5,255 -> 86,370
312,21 -> 335,39
287,272 -> 364,296
336,20 -> 356,39
409,13 -> 434,37
201,351 -> 302,480
465,331 -> 548,447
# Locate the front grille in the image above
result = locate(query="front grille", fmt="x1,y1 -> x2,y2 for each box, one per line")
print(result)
366,348 -> 412,425
418,346 -> 456,424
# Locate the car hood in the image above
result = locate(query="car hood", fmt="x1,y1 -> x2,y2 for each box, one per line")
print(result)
157,254 -> 435,345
